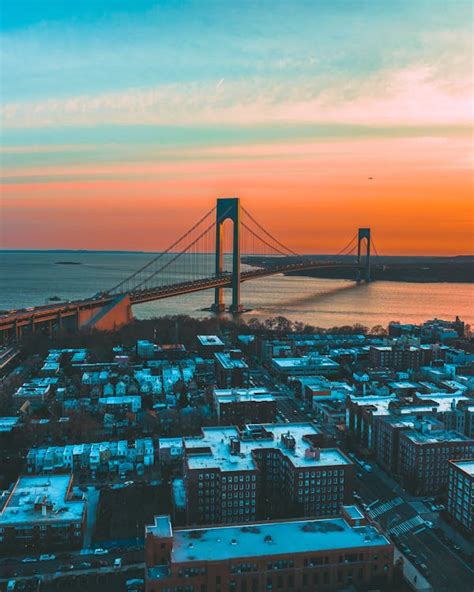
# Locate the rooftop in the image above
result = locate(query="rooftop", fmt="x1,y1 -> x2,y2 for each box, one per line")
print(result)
450,459 -> 474,477
197,335 -> 224,347
157,509 -> 390,564
0,417 -> 20,433
0,475 -> 85,526
272,356 -> 339,371
215,352 -> 248,370
184,423 -> 351,472
403,429 -> 474,446
214,388 -> 276,403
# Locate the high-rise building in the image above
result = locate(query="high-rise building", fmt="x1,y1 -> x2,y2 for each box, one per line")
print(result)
183,423 -> 354,525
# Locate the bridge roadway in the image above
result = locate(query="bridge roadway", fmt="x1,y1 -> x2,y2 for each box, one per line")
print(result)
0,260 -> 361,337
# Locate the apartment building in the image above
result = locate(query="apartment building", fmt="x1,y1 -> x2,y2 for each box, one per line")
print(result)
145,507 -> 393,592
182,423 -> 353,525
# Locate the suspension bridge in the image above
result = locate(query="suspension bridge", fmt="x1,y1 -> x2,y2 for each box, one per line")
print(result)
0,197 -> 379,341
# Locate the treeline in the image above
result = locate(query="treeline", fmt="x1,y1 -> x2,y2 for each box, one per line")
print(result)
17,314 -> 389,361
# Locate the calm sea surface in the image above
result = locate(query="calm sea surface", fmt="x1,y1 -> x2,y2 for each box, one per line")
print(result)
1,252 -> 473,329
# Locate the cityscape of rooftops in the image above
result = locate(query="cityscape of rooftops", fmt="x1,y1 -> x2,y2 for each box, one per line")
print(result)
0,1 -> 473,591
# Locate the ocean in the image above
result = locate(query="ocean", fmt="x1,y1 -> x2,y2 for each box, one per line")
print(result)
1,251 -> 473,329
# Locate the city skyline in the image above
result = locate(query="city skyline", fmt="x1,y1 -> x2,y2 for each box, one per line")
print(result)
1,0 -> 473,255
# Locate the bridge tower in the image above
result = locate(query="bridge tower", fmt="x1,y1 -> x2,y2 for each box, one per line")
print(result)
357,228 -> 371,282
213,197 -> 242,313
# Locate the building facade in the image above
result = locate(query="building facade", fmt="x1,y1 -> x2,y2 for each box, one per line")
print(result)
145,508 -> 393,592
0,474 -> 86,552
447,459 -> 474,534
183,423 -> 354,525
398,425 -> 474,495
213,389 -> 277,426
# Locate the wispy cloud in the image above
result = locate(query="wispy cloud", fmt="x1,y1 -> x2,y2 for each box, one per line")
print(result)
2,66 -> 472,130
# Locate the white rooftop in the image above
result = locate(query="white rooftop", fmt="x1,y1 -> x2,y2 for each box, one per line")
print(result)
184,423 -> 351,472
167,511 -> 390,563
0,475 -> 85,526
214,388 -> 276,403
451,460 -> 474,477
197,335 -> 224,346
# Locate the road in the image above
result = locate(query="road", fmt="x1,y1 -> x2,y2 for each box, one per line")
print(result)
353,462 -> 474,592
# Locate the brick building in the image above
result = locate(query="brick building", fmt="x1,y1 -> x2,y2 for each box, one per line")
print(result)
213,388 -> 277,426
398,423 -> 474,495
183,423 -> 354,525
447,459 -> 474,534
145,507 -> 393,592
0,474 -> 86,552
214,351 -> 249,388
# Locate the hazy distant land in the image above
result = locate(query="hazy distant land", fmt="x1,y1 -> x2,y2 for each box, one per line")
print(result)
243,255 -> 474,283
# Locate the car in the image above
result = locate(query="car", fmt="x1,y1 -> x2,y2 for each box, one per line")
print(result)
39,554 -> 56,561
21,557 -> 37,563
424,520 -> 433,528
114,558 -> 123,570
94,548 -> 108,555
80,562 -> 92,569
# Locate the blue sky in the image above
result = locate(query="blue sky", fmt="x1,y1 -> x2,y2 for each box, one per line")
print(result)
0,1 -> 472,253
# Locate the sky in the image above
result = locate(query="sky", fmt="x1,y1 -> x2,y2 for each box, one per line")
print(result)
0,0 -> 473,254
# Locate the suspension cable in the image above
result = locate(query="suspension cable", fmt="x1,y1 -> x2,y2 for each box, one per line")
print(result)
241,222 -> 297,258
107,205 -> 216,293
131,221 -> 218,292
241,206 -> 300,256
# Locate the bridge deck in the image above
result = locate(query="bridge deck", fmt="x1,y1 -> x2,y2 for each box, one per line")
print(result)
0,260 -> 361,330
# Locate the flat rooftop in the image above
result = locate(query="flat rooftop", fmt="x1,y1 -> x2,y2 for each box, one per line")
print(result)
272,356 -> 339,370
0,474 -> 85,526
197,335 -> 224,347
349,395 -> 397,416
167,511 -> 390,563
0,417 -> 20,433
214,388 -> 276,403
403,429 -> 474,445
184,423 -> 351,472
451,460 -> 474,477
215,352 -> 248,370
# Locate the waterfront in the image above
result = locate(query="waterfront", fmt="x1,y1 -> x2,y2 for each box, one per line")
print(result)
1,251 -> 472,329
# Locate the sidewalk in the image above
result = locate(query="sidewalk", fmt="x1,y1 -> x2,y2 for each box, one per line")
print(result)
438,516 -> 474,556
394,547 -> 433,592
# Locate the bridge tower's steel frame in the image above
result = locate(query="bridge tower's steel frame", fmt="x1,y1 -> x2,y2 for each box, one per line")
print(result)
213,197 -> 242,313
357,227 -> 371,282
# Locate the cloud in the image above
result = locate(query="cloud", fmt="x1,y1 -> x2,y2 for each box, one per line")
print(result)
1,67 -> 472,130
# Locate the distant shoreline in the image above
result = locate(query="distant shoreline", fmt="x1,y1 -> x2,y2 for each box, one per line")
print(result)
244,255 -> 474,284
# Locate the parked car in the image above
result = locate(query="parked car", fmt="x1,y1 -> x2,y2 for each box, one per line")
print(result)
94,548 -> 108,555
39,554 -> 56,561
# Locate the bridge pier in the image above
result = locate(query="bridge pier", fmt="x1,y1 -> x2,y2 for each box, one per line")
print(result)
357,228 -> 371,282
212,197 -> 242,313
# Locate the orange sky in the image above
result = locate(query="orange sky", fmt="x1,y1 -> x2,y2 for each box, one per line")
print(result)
2,137 -> 473,255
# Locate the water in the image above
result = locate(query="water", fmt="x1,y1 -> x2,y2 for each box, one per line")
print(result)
1,251 -> 473,329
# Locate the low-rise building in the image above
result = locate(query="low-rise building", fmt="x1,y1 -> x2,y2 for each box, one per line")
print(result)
271,356 -> 340,380
98,395 -> 142,414
197,335 -> 225,356
145,508 -> 393,592
213,388 -> 277,425
26,438 -> 154,477
0,474 -> 86,552
447,459 -> 474,534
214,350 -> 249,388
